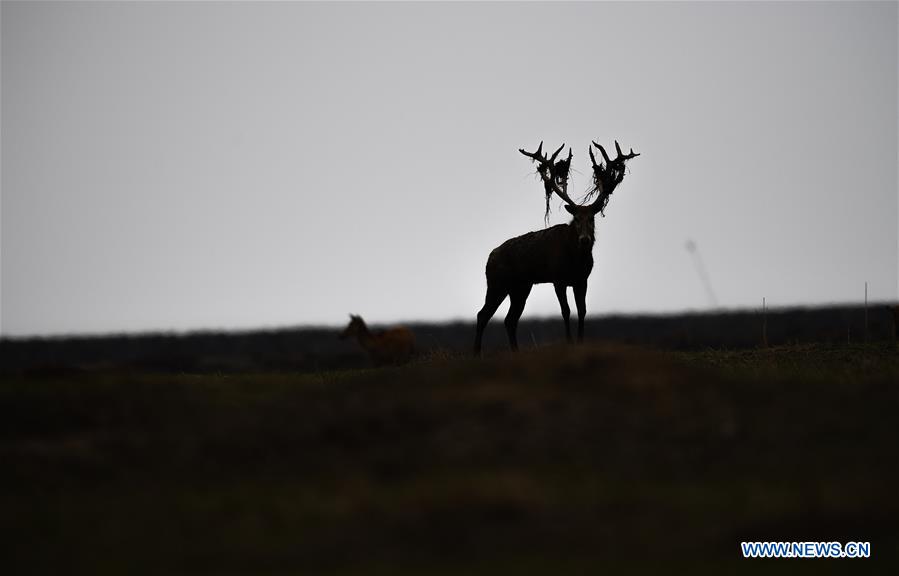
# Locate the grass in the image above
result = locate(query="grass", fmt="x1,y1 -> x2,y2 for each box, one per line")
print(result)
674,342 -> 899,380
1,343 -> 897,574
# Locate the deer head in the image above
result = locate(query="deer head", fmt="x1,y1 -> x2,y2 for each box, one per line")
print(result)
587,139 -> 640,217
339,314 -> 368,340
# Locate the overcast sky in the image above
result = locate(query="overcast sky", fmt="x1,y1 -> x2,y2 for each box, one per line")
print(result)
2,1 -> 897,337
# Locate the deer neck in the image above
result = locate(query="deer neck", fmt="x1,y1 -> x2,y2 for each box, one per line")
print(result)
353,323 -> 375,348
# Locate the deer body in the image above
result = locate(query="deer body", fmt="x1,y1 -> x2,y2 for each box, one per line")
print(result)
474,140 -> 638,354
487,223 -> 594,286
341,315 -> 415,366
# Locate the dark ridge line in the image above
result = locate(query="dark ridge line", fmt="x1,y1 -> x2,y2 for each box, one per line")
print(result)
1,301 -> 895,344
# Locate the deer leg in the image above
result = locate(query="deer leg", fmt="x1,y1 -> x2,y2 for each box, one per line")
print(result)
573,281 -> 587,343
554,283 -> 572,343
505,285 -> 532,351
474,285 -> 507,355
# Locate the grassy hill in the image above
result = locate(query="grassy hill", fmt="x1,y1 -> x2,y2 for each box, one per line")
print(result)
2,342 -> 897,573
2,304 -> 896,375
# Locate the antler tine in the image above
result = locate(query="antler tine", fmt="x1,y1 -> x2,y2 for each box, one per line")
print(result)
588,145 -> 598,168
592,140 -> 612,164
549,143 -> 565,163
612,141 -> 640,161
519,141 -> 548,164
617,143 -> 640,161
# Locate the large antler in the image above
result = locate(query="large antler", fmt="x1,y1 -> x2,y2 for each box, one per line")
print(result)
587,139 -> 640,216
520,142 -> 576,221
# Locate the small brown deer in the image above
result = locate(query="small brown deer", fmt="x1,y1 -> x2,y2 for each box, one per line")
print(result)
474,140 -> 639,354
340,315 -> 416,366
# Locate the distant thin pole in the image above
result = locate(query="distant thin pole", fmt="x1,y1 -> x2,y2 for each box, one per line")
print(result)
685,239 -> 718,308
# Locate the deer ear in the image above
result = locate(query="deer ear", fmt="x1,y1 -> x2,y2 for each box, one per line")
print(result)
564,204 -> 576,215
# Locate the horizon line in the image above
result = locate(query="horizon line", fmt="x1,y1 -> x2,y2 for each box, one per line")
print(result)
2,299 -> 896,342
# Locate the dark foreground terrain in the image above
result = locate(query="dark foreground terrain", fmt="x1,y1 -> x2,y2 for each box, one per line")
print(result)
2,341 -> 898,574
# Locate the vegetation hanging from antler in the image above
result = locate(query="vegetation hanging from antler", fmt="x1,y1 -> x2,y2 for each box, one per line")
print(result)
519,142 -> 574,224
586,140 -> 640,216
520,139 -> 639,221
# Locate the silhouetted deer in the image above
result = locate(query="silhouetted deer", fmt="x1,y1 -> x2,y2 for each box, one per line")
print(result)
340,314 -> 416,366
474,140 -> 639,354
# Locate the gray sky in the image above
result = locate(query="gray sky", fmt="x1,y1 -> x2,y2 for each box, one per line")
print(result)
2,1 -> 897,337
